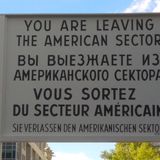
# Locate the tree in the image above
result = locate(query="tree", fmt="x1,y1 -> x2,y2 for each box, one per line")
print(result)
101,150 -> 113,160
101,143 -> 160,160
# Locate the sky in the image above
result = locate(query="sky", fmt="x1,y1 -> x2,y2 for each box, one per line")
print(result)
0,0 -> 132,13
1,0 -> 160,160
0,0 -> 159,14
48,143 -> 115,160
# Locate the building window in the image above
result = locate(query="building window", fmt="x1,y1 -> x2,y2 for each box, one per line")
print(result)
2,143 -> 16,160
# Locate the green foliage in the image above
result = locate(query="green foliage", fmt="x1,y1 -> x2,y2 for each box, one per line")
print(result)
101,150 -> 113,160
101,143 -> 160,160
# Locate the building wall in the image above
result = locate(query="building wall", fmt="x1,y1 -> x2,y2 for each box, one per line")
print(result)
2,142 -> 52,160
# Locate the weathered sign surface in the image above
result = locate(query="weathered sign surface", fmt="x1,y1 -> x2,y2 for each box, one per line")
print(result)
0,14 -> 160,141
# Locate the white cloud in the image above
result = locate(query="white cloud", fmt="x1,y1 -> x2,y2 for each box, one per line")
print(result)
124,0 -> 160,13
153,0 -> 160,12
53,152 -> 93,160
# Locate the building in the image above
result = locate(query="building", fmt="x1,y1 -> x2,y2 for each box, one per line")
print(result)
2,142 -> 53,160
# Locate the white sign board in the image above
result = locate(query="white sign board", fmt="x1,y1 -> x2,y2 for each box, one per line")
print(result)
0,14 -> 160,142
